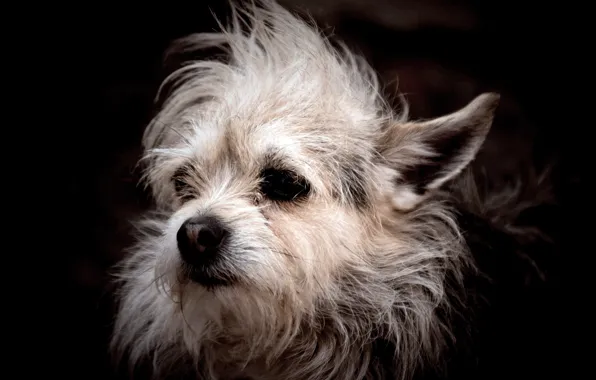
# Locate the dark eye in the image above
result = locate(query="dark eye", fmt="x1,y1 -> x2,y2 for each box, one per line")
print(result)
172,167 -> 196,202
260,168 -> 310,202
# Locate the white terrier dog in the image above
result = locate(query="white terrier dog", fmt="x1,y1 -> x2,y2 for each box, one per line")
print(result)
111,1 -> 553,379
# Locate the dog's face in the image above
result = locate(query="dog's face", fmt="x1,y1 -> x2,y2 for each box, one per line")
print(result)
155,119 -> 378,294
114,2 -> 499,376
145,91 -> 498,308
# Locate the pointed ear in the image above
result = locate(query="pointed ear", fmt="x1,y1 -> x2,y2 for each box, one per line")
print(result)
379,92 -> 500,211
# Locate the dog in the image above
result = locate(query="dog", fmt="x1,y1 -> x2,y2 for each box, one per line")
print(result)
111,1 -> 557,379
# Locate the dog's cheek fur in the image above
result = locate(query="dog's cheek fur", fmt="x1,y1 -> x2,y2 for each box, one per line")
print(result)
264,201 -> 373,298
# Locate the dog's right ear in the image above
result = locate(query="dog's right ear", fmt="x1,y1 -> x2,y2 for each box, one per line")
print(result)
143,33 -> 232,151
162,33 -> 231,76
378,93 -> 500,211
158,33 -> 231,103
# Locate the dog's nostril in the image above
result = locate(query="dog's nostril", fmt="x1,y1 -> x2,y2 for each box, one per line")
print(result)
195,223 -> 225,249
177,216 -> 228,265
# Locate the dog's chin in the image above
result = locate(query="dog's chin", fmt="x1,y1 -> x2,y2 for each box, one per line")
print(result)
181,263 -> 236,289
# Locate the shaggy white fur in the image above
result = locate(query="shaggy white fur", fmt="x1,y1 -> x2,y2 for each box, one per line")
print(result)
111,1 -> 506,379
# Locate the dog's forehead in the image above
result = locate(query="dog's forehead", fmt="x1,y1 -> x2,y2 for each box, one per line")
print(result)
191,112 -> 374,171
183,112 -> 377,207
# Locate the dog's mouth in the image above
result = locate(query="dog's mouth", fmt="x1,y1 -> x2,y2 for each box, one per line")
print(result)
180,262 -> 236,288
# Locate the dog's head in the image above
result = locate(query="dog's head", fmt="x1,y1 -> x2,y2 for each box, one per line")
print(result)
114,1 -> 499,376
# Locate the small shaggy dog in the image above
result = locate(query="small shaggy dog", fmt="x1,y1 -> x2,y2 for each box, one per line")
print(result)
111,1 -> 555,379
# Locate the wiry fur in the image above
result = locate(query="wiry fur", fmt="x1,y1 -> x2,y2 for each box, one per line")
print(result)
111,2 -> 552,379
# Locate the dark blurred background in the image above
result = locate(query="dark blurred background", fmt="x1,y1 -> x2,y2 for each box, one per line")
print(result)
41,0 -> 588,379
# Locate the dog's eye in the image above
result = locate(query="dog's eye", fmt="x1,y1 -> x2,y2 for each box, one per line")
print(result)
172,168 -> 196,202
260,168 -> 310,202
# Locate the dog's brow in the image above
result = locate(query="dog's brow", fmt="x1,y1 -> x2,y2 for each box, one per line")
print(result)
173,162 -> 193,177
262,150 -> 286,170
172,161 -> 204,184
261,148 -> 310,178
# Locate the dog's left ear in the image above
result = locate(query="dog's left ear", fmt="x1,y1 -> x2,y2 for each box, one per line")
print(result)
379,92 -> 500,211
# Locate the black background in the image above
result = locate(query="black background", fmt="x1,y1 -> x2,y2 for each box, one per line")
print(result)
30,0 -> 589,378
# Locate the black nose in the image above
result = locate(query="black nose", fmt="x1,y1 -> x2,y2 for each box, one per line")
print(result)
177,216 -> 228,267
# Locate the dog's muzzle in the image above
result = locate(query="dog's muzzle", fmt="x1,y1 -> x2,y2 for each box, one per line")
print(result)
176,215 -> 231,286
